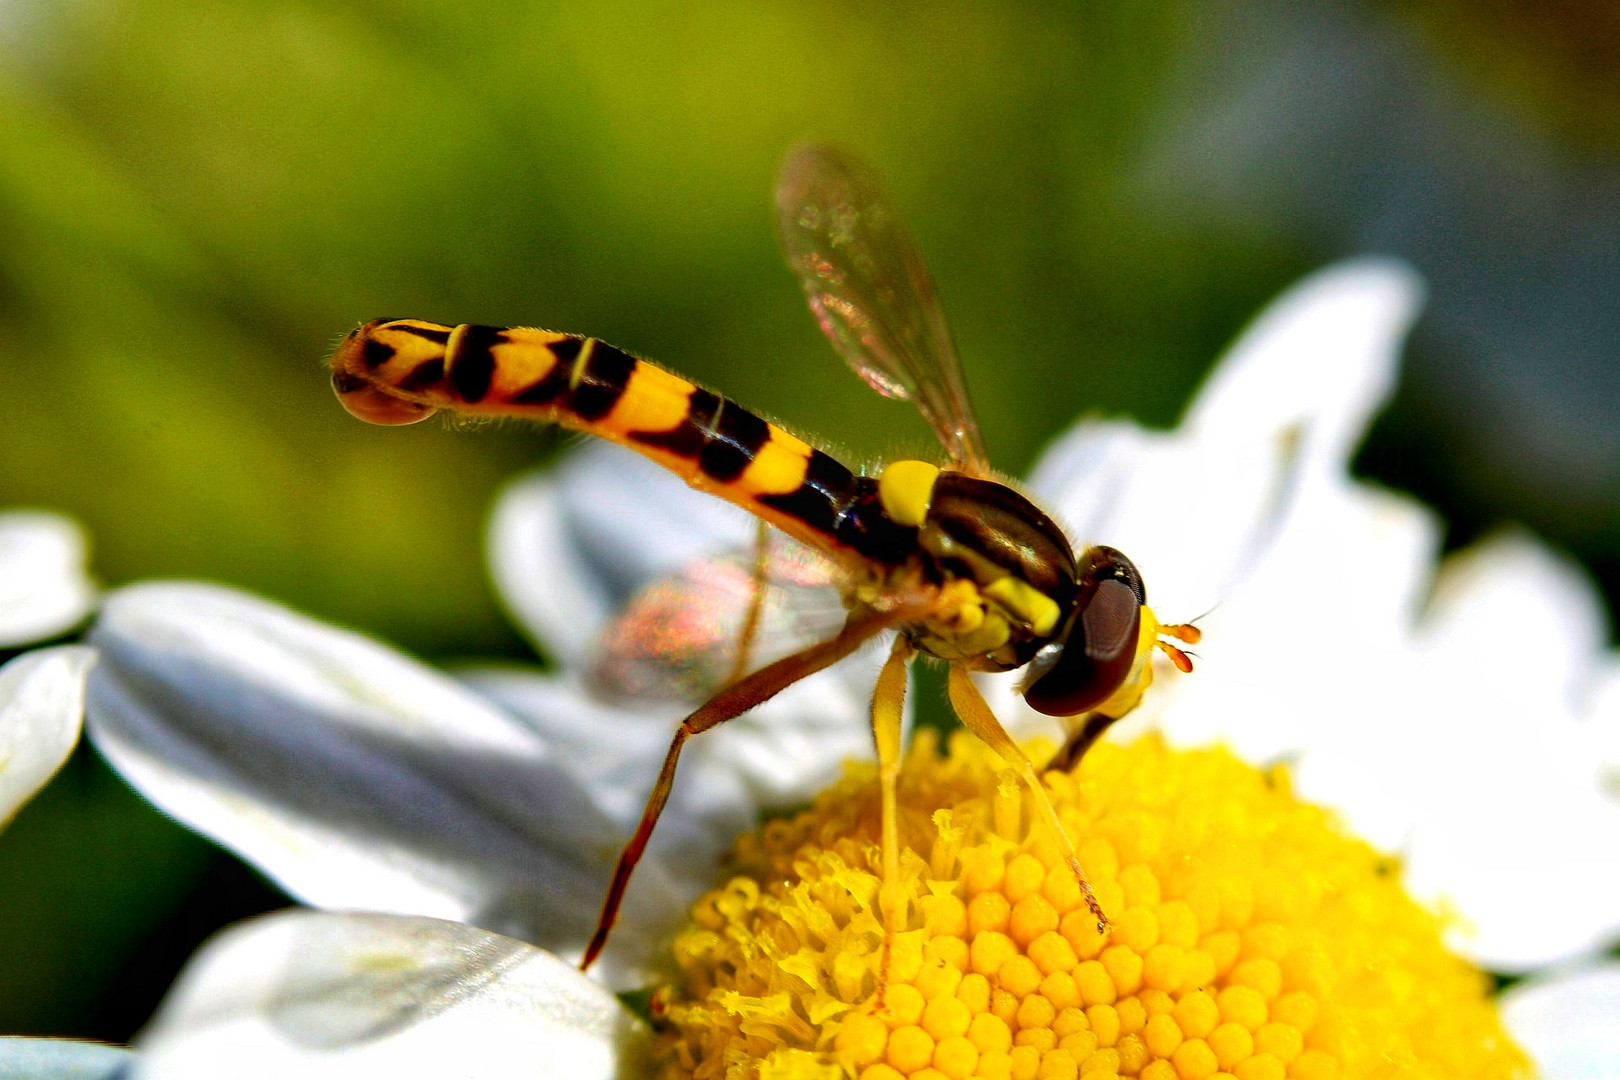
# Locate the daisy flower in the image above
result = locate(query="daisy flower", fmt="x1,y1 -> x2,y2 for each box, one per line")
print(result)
10,262 -> 1614,1076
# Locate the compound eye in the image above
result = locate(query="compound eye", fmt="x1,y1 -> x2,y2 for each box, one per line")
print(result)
1084,546 -> 1145,605
1021,555 -> 1144,717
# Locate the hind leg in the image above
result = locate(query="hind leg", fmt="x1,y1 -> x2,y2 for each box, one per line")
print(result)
581,606 -> 900,970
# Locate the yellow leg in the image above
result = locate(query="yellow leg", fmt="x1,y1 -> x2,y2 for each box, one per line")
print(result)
870,635 -> 914,1003
947,666 -> 1111,935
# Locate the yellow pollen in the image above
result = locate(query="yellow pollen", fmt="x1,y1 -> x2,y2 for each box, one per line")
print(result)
656,733 -> 1530,1079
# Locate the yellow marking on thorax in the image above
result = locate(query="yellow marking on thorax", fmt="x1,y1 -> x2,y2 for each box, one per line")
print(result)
600,362 -> 697,439
738,429 -> 814,497
983,576 -> 1062,636
877,460 -> 940,527
913,579 -> 1012,660
954,613 -> 1011,660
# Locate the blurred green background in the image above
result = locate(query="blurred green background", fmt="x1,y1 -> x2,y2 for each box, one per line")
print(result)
1,0 -> 1616,1041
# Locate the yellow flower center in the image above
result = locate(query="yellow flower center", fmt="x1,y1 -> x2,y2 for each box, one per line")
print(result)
656,732 -> 1528,1080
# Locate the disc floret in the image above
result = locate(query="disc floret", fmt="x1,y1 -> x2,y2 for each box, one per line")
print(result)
656,733 -> 1527,1080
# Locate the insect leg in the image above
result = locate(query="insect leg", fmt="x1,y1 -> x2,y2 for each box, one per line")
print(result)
581,605 -> 902,971
1048,613 -> 1203,772
870,634 -> 915,1003
725,519 -> 773,685
947,667 -> 1111,935
1046,711 -> 1120,775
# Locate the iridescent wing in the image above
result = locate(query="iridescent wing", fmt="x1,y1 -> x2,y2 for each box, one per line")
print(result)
776,144 -> 991,472
587,535 -> 849,706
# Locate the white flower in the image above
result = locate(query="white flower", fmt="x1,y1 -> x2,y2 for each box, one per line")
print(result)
0,510 -> 97,829
67,262 -> 1619,1075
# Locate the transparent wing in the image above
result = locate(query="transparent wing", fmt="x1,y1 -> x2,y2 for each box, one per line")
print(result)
586,536 -> 849,706
776,144 -> 990,472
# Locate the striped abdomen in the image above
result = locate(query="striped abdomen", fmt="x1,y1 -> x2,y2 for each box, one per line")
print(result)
331,319 -> 911,562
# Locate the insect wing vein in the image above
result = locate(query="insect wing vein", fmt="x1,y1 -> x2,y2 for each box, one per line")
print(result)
776,144 -> 990,472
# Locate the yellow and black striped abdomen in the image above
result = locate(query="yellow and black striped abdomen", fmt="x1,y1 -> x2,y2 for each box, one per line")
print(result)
332,319 -> 905,561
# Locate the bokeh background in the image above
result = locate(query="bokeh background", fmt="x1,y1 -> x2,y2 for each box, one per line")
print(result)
1,0 -> 1616,1042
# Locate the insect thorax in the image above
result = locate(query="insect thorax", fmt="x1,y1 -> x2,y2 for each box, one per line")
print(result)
868,466 -> 1080,671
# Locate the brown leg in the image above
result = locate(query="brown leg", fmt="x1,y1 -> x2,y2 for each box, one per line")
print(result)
725,519 -> 773,685
947,667 -> 1111,935
580,606 -> 901,970
1047,710 -> 1120,774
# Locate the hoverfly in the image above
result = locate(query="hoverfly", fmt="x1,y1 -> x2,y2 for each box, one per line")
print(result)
330,146 -> 1199,972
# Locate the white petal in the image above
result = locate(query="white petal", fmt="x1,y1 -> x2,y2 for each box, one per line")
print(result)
991,471 -> 1440,766
1404,538 -> 1620,969
1588,660 -> 1620,771
1291,533 -> 1620,969
0,511 -> 96,647
85,582 -> 671,960
1500,964 -> 1620,1080
1158,479 -> 1437,761
1026,422 -> 1263,619
1185,258 -> 1423,478
489,443 -> 759,666
135,912 -> 645,1080
463,657 -> 877,880
0,1038 -> 133,1080
1028,259 -> 1428,625
1417,532 -> 1609,706
0,646 -> 95,828
460,666 -> 751,882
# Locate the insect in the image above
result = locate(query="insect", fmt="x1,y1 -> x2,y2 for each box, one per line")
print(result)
330,146 -> 1199,974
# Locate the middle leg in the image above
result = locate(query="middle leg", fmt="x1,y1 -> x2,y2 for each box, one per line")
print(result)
869,633 -> 915,1002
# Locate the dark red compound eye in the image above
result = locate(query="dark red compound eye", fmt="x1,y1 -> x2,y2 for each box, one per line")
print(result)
1021,547 -> 1145,717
